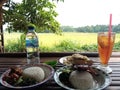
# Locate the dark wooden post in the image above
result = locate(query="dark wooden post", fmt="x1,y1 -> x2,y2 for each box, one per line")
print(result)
0,0 -> 8,7
0,0 -> 7,52
0,7 -> 4,52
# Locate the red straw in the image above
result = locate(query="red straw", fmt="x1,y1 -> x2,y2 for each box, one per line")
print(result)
106,14 -> 112,61
108,14 -> 112,35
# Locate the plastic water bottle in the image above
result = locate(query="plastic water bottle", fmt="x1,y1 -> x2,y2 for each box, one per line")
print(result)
26,25 -> 40,64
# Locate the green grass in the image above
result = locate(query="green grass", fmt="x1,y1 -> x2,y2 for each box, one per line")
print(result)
4,32 -> 120,52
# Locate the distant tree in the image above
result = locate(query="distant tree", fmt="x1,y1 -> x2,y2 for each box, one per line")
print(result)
61,24 -> 120,33
113,24 -> 120,32
61,26 -> 75,32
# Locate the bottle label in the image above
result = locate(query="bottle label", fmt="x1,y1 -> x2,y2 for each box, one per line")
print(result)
26,38 -> 38,47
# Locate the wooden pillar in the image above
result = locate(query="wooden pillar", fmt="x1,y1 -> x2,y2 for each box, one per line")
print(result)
0,0 -> 8,52
0,0 -> 8,7
0,6 -> 4,52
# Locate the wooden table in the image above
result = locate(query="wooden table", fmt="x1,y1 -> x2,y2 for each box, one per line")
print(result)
0,52 -> 120,90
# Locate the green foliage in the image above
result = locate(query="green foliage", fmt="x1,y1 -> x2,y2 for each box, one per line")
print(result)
19,33 -> 26,51
80,44 -> 97,52
5,33 -> 26,52
5,39 -> 24,52
5,39 -> 120,52
44,60 -> 57,68
54,40 -> 79,52
114,41 -> 120,51
3,0 -> 62,34
40,46 -> 54,52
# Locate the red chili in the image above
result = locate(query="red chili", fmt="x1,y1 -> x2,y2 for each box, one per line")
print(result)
10,73 -> 19,80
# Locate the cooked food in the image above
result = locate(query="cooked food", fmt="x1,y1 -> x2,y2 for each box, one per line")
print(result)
63,54 -> 93,66
23,67 -> 45,82
69,70 -> 95,90
63,56 -> 73,66
72,53 -> 90,60
3,66 -> 45,86
60,54 -> 97,89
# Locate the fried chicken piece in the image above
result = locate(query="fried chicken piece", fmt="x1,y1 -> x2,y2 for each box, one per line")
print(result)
64,54 -> 93,66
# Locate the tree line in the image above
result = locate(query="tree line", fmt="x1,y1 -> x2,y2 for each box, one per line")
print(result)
60,24 -> 120,33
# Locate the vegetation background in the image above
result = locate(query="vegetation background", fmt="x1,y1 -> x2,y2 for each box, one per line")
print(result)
2,0 -> 120,52
4,32 -> 120,52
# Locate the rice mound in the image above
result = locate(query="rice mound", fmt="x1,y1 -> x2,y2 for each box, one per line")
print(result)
69,70 -> 94,90
23,66 -> 45,82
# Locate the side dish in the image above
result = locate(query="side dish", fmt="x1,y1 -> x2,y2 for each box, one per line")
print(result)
63,54 -> 93,66
3,66 -> 45,86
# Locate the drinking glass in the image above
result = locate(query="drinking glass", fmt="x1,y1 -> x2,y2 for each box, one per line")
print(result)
97,32 -> 115,74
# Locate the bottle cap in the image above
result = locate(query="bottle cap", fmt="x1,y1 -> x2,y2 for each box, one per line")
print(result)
28,25 -> 35,30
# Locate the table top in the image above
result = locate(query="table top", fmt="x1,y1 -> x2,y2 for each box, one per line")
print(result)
0,52 -> 120,90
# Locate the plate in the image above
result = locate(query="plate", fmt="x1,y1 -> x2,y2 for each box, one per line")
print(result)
59,56 -> 97,66
59,56 -> 71,65
0,63 -> 54,89
54,66 -> 111,90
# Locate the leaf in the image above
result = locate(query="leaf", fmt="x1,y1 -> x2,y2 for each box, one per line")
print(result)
44,60 -> 57,68
14,76 -> 23,85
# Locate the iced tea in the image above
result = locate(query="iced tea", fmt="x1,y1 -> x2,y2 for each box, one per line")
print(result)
98,32 -> 115,65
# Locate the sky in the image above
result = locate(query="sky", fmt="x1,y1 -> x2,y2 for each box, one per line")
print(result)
14,0 -> 120,27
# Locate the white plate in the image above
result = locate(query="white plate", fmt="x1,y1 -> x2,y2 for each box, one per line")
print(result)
59,56 -> 71,65
0,64 -> 54,89
54,66 -> 111,90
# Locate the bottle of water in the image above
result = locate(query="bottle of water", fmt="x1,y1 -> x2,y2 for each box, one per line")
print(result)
26,25 -> 40,64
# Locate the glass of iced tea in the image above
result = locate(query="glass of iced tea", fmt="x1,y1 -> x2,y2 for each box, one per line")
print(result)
97,32 -> 115,74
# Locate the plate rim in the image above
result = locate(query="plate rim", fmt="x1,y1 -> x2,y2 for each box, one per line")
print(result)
58,56 -> 70,65
59,56 -> 96,65
0,63 -> 54,89
54,66 -> 111,90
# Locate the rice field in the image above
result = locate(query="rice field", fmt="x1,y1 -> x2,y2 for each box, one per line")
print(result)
4,32 -> 120,47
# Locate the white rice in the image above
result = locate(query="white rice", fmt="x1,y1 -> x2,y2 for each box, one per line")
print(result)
69,70 -> 94,90
23,67 -> 45,82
